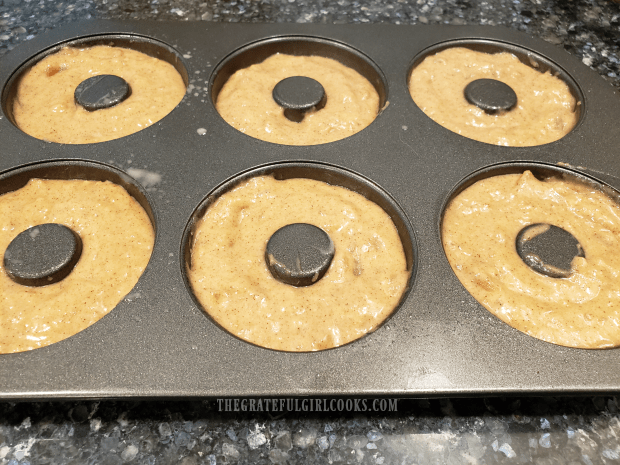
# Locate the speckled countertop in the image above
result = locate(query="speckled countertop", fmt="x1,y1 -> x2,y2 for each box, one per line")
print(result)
1,1 -> 620,464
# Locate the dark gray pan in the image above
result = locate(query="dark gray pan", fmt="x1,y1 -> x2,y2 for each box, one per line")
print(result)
0,20 -> 619,400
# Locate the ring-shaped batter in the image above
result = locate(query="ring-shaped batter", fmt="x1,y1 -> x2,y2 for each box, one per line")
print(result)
0,178 -> 154,353
187,175 -> 410,351
215,54 -> 380,146
442,170 -> 620,349
13,45 -> 186,144
409,47 -> 578,147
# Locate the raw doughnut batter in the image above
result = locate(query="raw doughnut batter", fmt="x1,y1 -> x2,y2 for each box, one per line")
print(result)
13,45 -> 186,144
0,179 -> 154,353
442,170 -> 620,349
409,47 -> 578,146
188,175 -> 410,351
215,54 -> 380,145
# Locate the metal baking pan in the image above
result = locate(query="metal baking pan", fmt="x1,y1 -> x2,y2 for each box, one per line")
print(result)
1,20 -> 619,400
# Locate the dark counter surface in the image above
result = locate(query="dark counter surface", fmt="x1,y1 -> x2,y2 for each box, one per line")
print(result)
2,0 -> 619,91
1,1 -> 620,464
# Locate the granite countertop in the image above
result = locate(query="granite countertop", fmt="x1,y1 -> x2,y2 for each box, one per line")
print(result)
1,1 -> 620,464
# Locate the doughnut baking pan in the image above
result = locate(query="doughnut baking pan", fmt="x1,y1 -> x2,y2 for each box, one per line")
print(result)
1,20 -> 620,400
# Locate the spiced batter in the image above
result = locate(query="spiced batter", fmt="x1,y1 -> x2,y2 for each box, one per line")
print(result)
188,176 -> 409,351
13,45 -> 186,144
409,47 -> 578,146
442,171 -> 620,348
216,54 -> 379,145
0,179 -> 154,353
